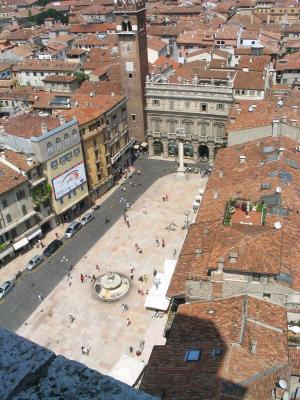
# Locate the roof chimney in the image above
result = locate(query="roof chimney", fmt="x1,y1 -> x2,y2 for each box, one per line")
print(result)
240,155 -> 246,163
59,115 -> 66,126
250,340 -> 257,354
217,258 -> 224,272
41,123 -> 48,134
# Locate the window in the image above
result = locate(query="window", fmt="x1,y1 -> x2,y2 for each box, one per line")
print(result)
59,197 -> 64,204
73,148 -> 81,157
169,120 -> 176,133
131,114 -> 136,121
236,89 -> 240,95
253,273 -> 260,281
216,103 -> 224,110
2,199 -> 7,209
185,350 -> 202,362
21,205 -> 27,216
6,214 -> 12,223
65,152 -> 72,161
184,123 -> 192,135
200,123 -> 207,136
47,142 -> 54,155
201,103 -> 207,111
56,138 -> 62,151
170,100 -> 174,110
72,129 -> 79,142
51,160 -> 58,169
59,155 -> 66,165
64,133 -> 70,146
16,189 -> 26,200
212,348 -> 223,357
249,90 -> 255,95
185,101 -> 190,109
129,73 -> 133,78
216,125 -> 224,137
154,119 -> 161,132
152,99 -> 160,106
68,192 -> 72,199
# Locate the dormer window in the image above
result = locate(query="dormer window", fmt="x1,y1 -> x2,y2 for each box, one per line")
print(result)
122,14 -> 132,32
185,350 -> 202,362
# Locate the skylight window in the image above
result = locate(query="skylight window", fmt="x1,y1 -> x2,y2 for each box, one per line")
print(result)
185,350 -> 202,362
212,348 -> 223,357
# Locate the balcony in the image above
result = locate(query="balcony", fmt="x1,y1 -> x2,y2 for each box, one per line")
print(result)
111,137 -> 135,165
29,176 -> 47,188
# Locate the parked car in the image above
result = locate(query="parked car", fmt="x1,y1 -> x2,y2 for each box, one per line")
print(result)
27,255 -> 44,271
0,280 -> 15,300
64,221 -> 82,239
80,212 -> 95,226
43,239 -> 63,257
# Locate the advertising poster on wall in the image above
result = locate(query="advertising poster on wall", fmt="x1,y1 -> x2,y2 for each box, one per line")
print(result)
52,162 -> 87,200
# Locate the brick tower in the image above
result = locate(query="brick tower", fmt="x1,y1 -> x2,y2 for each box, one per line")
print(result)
114,0 -> 148,143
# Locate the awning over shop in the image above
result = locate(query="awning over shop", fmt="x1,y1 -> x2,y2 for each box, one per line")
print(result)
144,259 -> 176,311
13,237 -> 29,251
133,144 -> 140,150
141,142 -> 148,148
27,228 -> 42,241
0,246 -> 14,261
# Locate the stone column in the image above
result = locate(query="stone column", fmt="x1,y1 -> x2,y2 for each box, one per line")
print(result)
148,137 -> 154,157
177,139 -> 185,174
162,138 -> 169,158
192,141 -> 199,162
208,143 -> 215,165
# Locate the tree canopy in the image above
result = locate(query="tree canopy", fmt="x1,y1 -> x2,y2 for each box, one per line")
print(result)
30,8 -> 68,25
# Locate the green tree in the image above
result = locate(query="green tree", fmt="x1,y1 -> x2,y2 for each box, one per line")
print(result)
29,9 -> 68,26
31,183 -> 52,206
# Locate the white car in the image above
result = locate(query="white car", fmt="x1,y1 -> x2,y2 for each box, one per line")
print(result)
0,280 -> 15,300
27,255 -> 44,271
64,221 -> 82,239
80,212 -> 95,226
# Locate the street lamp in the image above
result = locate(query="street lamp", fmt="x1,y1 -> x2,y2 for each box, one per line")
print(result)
184,210 -> 190,229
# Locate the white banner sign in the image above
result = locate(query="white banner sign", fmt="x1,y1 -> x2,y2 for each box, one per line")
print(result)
52,162 -> 86,200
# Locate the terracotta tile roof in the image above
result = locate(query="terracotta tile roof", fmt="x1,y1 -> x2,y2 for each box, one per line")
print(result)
0,149 -> 38,172
168,134 -> 300,298
276,60 -> 300,72
75,80 -> 122,95
147,36 -> 167,52
70,22 -> 115,34
141,295 -> 289,400
237,55 -> 271,71
0,113 -> 61,138
233,70 -> 265,90
152,55 -> 181,71
16,60 -> 79,72
42,75 -> 78,83
147,25 -> 184,37
0,160 -> 28,195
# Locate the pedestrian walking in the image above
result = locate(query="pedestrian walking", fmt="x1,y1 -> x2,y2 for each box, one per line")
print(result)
153,268 -> 157,277
143,274 -> 148,282
140,289 -> 144,296
138,247 -> 143,254
129,346 -> 133,353
162,238 -> 165,248
69,314 -> 75,323
126,318 -> 131,326
136,350 -> 141,356
137,169 -> 141,175
126,220 -> 130,228
146,289 -> 149,295
165,194 -> 169,201
173,249 -> 177,258
138,275 -> 144,282
92,275 -> 97,282
80,273 -> 84,283
37,293 -> 43,301
55,232 -> 59,239
96,264 -> 100,272
135,243 -> 139,251
130,273 -> 134,280
81,345 -> 84,354
40,241 -> 45,249
130,265 -> 134,273
162,195 -> 165,202
155,237 -> 160,247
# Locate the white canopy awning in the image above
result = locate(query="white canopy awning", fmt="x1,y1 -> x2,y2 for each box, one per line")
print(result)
27,228 -> 42,241
144,259 -> 177,311
141,142 -> 148,148
13,237 -> 29,251
109,354 -> 146,386
133,144 -> 140,150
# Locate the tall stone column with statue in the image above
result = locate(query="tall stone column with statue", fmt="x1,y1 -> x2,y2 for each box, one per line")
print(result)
176,128 -> 186,175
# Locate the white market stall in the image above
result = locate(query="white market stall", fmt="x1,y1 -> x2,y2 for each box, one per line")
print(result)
109,354 -> 146,386
144,259 -> 176,311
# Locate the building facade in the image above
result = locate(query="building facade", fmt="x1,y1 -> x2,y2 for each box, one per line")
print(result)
145,77 -> 234,163
114,0 -> 148,143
